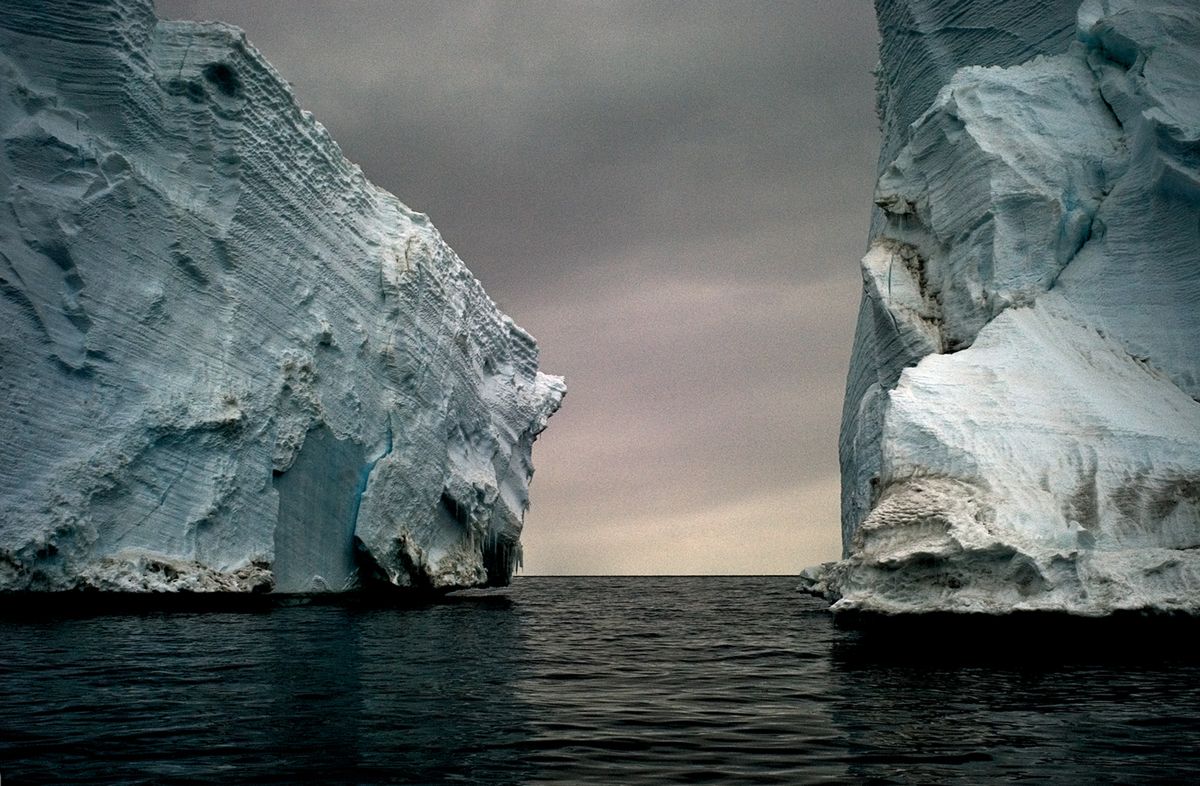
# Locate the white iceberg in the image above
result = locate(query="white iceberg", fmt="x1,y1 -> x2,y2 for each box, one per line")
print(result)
825,0 -> 1200,615
0,0 -> 563,593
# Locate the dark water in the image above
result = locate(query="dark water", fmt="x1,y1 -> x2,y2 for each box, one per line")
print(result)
3,577 -> 1199,784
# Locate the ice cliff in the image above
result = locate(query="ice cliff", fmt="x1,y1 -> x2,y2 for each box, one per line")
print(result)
0,0 -> 564,593
818,0 -> 1200,615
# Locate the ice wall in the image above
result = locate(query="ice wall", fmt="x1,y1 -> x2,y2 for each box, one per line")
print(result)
0,0 -> 564,593
826,0 -> 1200,614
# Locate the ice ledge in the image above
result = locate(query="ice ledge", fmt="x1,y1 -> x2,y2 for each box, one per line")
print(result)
816,303 -> 1200,616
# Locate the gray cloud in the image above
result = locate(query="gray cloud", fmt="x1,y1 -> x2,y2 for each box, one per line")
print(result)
156,0 -> 880,573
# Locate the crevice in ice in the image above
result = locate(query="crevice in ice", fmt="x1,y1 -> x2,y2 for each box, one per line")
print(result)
440,490 -> 469,529
481,529 -> 520,587
348,419 -> 393,536
131,454 -> 192,530
1044,70 -> 1126,294
202,62 -> 239,97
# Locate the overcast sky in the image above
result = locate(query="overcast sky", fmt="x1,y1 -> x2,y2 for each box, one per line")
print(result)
157,0 -> 881,575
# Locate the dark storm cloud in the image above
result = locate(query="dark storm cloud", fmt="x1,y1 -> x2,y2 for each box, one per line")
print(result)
156,0 -> 880,573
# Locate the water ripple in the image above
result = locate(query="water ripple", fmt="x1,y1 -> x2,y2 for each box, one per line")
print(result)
2,577 -> 1199,783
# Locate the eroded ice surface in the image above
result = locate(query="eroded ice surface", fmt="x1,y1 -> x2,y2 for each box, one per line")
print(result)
0,0 -> 564,592
822,0 -> 1200,615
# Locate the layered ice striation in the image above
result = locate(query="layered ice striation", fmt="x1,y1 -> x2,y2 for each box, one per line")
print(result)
821,0 -> 1200,615
0,0 -> 564,593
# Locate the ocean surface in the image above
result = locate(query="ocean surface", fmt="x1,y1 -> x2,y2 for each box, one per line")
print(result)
3,576 -> 1199,784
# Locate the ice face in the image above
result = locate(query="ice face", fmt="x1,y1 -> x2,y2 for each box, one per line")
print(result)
0,1 -> 564,593
827,0 -> 1200,614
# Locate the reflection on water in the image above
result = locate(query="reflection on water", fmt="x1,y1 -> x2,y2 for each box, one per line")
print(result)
1,597 -> 533,784
2,577 -> 1198,783
829,628 -> 1200,783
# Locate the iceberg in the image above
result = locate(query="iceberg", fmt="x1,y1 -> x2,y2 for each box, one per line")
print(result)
0,0 -> 563,593
819,0 -> 1200,615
